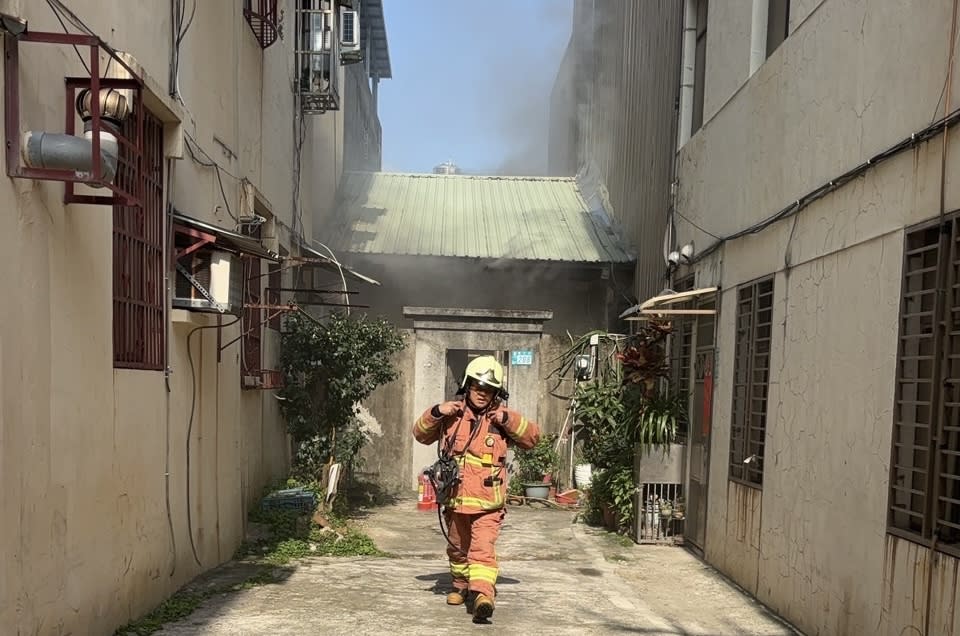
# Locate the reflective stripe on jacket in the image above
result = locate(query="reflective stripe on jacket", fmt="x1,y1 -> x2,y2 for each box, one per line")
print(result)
413,400 -> 541,514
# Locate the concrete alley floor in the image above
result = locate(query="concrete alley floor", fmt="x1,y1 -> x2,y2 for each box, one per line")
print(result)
155,501 -> 799,636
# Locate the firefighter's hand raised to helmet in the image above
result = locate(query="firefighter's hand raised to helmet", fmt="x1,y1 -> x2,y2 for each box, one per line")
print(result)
437,401 -> 463,417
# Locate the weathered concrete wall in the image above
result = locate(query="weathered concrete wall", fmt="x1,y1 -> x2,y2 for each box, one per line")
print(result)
676,1 -> 960,634
701,0 -> 752,122
538,334 -> 574,438
0,1 -> 375,633
357,329 -> 417,495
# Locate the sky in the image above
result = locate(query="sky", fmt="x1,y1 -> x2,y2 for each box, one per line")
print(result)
378,0 -> 574,176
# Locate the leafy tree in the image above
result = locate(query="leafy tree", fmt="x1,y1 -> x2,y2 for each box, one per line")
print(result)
277,311 -> 406,479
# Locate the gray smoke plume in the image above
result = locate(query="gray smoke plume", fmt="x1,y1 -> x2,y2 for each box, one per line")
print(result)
484,1 -> 574,176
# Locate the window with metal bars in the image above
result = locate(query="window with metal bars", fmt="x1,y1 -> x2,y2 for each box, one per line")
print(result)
729,276 -> 774,487
888,217 -> 960,554
671,275 -> 696,445
113,109 -> 164,370
243,0 -> 282,49
241,225 -> 263,379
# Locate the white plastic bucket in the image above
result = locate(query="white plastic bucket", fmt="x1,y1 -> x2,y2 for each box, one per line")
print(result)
574,464 -> 593,489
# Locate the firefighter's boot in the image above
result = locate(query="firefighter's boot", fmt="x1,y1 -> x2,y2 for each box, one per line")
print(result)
446,589 -> 466,606
473,593 -> 494,620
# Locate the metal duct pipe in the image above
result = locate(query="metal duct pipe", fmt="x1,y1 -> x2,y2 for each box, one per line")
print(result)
22,126 -> 119,183
21,64 -> 133,186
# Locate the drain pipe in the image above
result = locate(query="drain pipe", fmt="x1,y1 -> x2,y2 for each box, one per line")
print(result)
21,86 -> 131,185
678,0 -> 697,149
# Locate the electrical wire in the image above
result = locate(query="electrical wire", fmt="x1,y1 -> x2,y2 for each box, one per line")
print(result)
185,316 -> 241,568
46,0 -> 90,74
292,117 -> 308,239
170,0 -> 197,102
183,134 -> 241,224
674,209 -> 723,241
273,216 -> 353,314
685,105 -> 960,265
932,12 -> 960,125
164,162 -> 178,577
184,133 -> 243,181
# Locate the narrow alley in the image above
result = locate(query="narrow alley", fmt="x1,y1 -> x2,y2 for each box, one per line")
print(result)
151,502 -> 795,636
9,1 -> 960,634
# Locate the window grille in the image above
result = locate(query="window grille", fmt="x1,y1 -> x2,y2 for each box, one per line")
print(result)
671,275 -> 696,444
241,225 -> 263,378
888,218 -> 960,556
729,276 -> 774,487
243,0 -> 282,49
113,109 -> 164,370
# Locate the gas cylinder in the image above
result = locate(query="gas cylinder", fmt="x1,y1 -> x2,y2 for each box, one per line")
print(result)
417,470 -> 437,511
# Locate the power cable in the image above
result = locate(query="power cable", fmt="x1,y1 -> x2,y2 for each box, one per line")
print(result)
46,0 -> 90,74
674,209 -> 722,241
686,105 -> 960,264
185,316 -> 241,567
183,134 -> 241,224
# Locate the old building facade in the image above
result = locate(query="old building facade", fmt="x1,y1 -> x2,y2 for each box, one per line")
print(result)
671,1 -> 960,634
0,0 -> 387,633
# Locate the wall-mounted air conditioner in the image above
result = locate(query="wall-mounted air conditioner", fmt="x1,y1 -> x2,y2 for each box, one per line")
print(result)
339,7 -> 362,64
173,250 -> 244,315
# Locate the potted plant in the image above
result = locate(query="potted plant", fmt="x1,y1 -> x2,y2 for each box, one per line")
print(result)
514,434 -> 560,499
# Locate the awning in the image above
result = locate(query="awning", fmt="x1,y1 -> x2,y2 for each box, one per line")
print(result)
297,242 -> 382,286
172,210 -> 280,262
620,286 -> 719,320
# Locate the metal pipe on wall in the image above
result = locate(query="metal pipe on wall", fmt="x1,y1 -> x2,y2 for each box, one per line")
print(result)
678,0 -> 697,149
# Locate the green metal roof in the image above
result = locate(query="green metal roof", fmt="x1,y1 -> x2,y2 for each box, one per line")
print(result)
326,172 -> 634,263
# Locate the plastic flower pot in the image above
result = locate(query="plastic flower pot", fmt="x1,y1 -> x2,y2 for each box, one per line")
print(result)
523,484 -> 550,499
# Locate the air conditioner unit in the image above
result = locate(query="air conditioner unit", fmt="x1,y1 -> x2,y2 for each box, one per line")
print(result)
339,7 -> 361,63
173,250 -> 244,315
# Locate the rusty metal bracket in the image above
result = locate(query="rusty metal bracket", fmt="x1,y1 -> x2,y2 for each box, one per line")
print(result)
4,31 -> 145,206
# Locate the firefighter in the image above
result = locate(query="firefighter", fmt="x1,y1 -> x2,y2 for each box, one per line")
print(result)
412,355 -> 541,622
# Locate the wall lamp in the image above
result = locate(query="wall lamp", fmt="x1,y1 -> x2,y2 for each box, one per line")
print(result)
665,242 -> 695,278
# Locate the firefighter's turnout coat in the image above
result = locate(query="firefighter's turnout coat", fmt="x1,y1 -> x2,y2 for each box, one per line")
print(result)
413,400 -> 542,513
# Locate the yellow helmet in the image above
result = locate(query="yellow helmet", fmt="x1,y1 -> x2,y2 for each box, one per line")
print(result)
461,355 -> 504,391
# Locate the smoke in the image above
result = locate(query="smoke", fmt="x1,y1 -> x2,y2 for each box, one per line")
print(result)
482,1 -> 574,176
378,0 -> 575,175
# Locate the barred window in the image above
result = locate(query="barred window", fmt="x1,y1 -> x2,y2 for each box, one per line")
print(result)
671,275 -> 696,445
729,276 -> 774,487
242,225 -> 263,379
889,217 -> 960,556
113,109 -> 164,370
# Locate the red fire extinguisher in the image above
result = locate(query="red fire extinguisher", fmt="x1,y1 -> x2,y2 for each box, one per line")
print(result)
417,470 -> 437,511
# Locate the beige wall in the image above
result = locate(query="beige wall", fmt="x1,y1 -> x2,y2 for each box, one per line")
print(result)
677,0 -> 960,634
0,0 -> 378,633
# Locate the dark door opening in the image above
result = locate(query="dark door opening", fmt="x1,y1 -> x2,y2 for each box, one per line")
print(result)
445,349 -> 510,400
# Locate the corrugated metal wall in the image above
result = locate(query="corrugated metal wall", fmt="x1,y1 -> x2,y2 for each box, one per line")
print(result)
552,0 -> 683,303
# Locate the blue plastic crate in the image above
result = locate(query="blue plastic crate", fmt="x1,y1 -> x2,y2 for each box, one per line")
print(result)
261,487 -> 317,513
